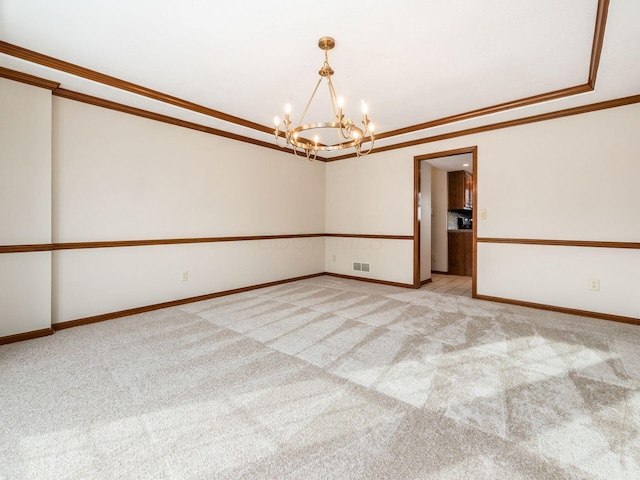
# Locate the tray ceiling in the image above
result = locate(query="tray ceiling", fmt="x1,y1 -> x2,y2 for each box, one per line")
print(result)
1,0 -> 639,158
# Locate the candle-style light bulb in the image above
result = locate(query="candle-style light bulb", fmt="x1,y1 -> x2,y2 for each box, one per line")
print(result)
284,104 -> 291,123
314,135 -> 319,146
369,123 -> 375,132
338,97 -> 344,108
361,100 -> 368,114
274,116 -> 280,126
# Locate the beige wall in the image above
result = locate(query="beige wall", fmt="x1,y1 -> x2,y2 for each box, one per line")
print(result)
324,149 -> 414,284
325,103 -> 640,318
0,79 -> 52,336
52,100 -> 325,241
430,167 -> 448,272
1,80 -> 326,335
51,98 -> 326,323
419,162 -> 432,282
2,76 -> 639,337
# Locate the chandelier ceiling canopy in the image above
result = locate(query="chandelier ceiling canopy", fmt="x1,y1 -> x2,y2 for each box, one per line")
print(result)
274,37 -> 375,161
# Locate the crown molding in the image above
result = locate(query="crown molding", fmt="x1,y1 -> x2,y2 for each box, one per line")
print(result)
0,0 -> 614,163
374,0 -> 610,143
0,40 -> 271,134
0,65 -> 59,90
0,0 -> 611,156
327,94 -> 640,161
589,0 -> 610,88
52,88 -> 316,157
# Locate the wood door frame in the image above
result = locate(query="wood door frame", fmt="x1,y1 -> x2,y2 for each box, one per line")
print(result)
413,146 -> 478,297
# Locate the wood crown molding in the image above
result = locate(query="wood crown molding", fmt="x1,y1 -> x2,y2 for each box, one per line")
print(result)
0,0 -> 611,157
0,66 -> 60,90
477,238 -> 640,249
377,84 -> 593,143
52,88 -> 322,158
328,94 -> 640,161
345,0 -> 609,145
0,41 -> 271,134
589,0 -> 610,88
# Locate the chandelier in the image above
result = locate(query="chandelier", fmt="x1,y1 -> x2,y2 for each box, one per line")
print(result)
274,37 -> 375,161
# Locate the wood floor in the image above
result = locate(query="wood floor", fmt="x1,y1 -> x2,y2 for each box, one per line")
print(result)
423,273 -> 472,297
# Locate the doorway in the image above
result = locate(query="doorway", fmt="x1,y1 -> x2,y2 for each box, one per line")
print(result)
413,147 -> 477,298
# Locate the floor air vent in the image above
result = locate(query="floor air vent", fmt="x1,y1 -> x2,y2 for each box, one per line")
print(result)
353,262 -> 370,272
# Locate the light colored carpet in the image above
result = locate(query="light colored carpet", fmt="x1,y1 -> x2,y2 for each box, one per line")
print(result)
1,275 -> 640,479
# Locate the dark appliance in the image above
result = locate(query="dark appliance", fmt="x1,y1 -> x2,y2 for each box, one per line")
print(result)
458,217 -> 472,229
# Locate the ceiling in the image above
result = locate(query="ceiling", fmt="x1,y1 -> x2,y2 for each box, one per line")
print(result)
426,154 -> 473,174
1,0 -> 638,159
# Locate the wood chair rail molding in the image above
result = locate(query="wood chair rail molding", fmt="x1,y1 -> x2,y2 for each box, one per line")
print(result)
477,238 -> 640,249
3,236 -> 639,255
0,233 -> 414,254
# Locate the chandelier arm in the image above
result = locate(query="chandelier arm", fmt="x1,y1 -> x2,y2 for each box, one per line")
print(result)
326,76 -> 350,141
335,122 -> 343,147
274,127 -> 286,148
308,149 -> 317,161
292,146 -> 304,159
298,77 -> 323,127
326,76 -> 340,120
357,140 -> 374,156
356,134 -> 375,156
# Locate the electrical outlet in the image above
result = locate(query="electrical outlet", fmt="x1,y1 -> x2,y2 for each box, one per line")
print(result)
480,209 -> 487,220
589,279 -> 599,291
332,255 -> 336,262
181,271 -> 188,282
431,253 -> 436,262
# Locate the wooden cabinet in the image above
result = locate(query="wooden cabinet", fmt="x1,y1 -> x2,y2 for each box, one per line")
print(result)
448,170 -> 473,210
448,231 -> 473,276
